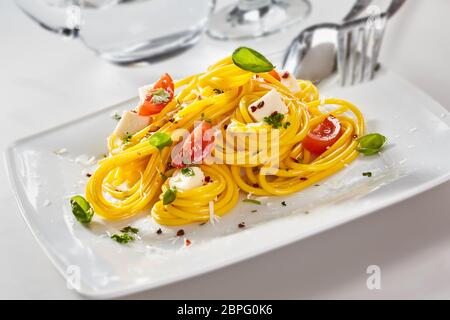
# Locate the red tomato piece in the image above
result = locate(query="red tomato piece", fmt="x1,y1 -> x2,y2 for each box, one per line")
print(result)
171,121 -> 215,168
139,73 -> 174,116
302,116 -> 343,155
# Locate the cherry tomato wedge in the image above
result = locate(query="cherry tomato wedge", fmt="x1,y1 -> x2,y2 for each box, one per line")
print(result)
139,73 -> 174,116
268,69 -> 281,81
171,121 -> 215,168
302,116 -> 342,155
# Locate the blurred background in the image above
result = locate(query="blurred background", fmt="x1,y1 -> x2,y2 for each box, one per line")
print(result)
1,0 -> 450,299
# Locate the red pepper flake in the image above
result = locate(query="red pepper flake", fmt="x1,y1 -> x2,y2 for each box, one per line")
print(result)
253,183 -> 259,188
238,222 -> 246,229
156,228 -> 162,235
86,173 -> 92,178
352,134 -> 358,139
169,118 -> 175,123
270,111 -> 279,117
184,239 -> 191,246
176,229 -> 185,237
250,105 -> 257,113
223,124 -> 228,130
257,101 -> 265,109
282,72 -> 290,79
204,176 -> 211,183
300,177 -> 308,181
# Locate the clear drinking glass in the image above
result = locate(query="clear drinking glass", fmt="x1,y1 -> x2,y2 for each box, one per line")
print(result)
15,0 -> 216,63
207,0 -> 311,40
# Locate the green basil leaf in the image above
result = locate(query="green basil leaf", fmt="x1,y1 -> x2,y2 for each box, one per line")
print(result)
149,132 -> 172,151
232,47 -> 274,73
356,147 -> 380,156
357,133 -> 386,156
70,195 -> 94,223
163,188 -> 176,205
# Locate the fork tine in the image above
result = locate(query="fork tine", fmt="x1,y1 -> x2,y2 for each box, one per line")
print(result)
348,28 -> 360,85
369,16 -> 387,80
359,26 -> 369,83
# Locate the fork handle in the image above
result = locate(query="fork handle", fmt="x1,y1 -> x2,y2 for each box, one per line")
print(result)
386,0 -> 407,18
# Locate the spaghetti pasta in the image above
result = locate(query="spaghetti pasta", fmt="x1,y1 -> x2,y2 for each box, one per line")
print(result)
85,49 -> 365,225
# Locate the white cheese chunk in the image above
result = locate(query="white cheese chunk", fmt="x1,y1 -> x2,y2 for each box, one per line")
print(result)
248,89 -> 288,122
138,83 -> 154,104
113,110 -> 150,138
169,167 -> 205,191
279,71 -> 301,93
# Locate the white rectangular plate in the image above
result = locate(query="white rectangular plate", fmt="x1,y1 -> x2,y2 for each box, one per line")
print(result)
6,69 -> 450,298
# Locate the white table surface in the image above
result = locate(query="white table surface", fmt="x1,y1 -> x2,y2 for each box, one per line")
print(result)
1,0 -> 450,299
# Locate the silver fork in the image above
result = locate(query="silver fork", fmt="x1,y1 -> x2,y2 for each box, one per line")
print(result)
337,0 -> 406,86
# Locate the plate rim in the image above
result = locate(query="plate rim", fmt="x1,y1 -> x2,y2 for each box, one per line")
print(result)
5,69 -> 450,299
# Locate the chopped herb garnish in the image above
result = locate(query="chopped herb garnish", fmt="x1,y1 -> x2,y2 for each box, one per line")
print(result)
163,188 -> 176,205
243,199 -> 262,205
120,226 -> 139,234
362,172 -> 373,177
181,167 -> 195,177
149,132 -> 172,151
264,112 -> 285,129
357,133 -> 387,156
123,132 -> 133,144
150,88 -> 171,104
111,233 -> 134,244
70,195 -> 94,224
283,121 -> 291,129
251,209 -> 257,213
281,201 -> 287,206
232,47 -> 274,73
112,113 -> 122,121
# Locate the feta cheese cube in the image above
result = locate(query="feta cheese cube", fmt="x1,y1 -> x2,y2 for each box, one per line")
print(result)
169,167 -> 205,191
113,110 -> 150,138
248,89 -> 288,122
280,71 -> 301,93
